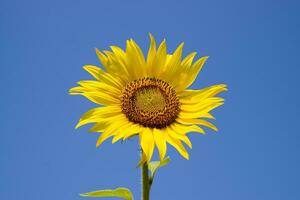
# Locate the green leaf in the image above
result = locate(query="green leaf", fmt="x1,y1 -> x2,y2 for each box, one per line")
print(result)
80,187 -> 134,200
148,157 -> 171,179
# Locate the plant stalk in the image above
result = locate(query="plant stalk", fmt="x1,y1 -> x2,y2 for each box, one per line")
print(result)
142,160 -> 150,200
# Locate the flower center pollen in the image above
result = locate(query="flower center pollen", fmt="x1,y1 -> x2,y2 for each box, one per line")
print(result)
135,87 -> 166,112
121,77 -> 180,129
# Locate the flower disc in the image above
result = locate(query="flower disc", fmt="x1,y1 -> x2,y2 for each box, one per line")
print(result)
121,77 -> 180,128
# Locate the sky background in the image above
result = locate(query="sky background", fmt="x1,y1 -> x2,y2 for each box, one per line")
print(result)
1,0 -> 300,199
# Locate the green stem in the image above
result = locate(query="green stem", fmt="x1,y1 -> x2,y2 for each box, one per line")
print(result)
142,160 -> 151,200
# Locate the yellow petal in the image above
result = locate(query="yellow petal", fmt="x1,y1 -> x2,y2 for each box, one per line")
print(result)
95,48 -> 109,69
178,84 -> 227,104
83,65 -> 124,89
70,87 -> 120,105
171,123 -> 205,135
140,128 -> 155,162
75,106 -> 122,129
186,56 -> 208,87
181,52 -> 197,67
179,111 -> 216,120
153,128 -> 167,161
175,56 -> 209,91
178,85 -> 226,120
96,118 -> 129,147
111,123 -> 131,143
166,127 -> 189,160
82,65 -> 102,80
70,80 -> 121,98
176,118 -> 218,131
180,97 -> 224,112
95,49 -> 127,83
161,43 -> 184,82
167,52 -> 197,90
80,114 -> 125,131
152,39 -> 167,77
112,122 -> 140,143
122,129 -> 140,140
146,33 -> 157,75
96,133 -> 114,148
103,50 -> 131,85
125,39 -> 146,79
147,33 -> 156,64
169,125 -> 192,148
88,121 -> 109,132
80,92 -> 120,105
109,46 -> 130,82
130,39 -> 146,68
179,102 -> 224,119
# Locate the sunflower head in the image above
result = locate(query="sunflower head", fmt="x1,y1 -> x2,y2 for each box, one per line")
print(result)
69,34 -> 227,163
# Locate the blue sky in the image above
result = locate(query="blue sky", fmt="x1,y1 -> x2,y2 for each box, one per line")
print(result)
1,0 -> 300,199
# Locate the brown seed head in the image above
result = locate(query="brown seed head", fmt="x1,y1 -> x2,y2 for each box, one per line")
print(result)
121,77 -> 180,129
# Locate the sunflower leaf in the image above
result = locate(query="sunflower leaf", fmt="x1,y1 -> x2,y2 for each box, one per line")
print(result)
148,157 -> 171,180
80,187 -> 134,200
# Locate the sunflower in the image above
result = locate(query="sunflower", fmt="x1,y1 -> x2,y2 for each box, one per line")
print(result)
69,34 -> 227,163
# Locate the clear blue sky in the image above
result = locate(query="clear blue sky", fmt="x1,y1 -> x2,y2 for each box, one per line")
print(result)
1,0 -> 300,199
